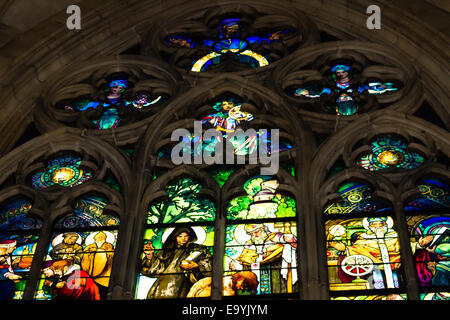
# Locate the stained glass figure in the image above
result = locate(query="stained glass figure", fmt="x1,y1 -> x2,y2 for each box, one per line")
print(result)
293,64 -> 399,115
324,182 -> 392,215
408,215 -> 450,288
169,98 -> 292,158
356,136 -> 424,171
30,155 -> 93,190
227,176 -> 296,220
35,196 -> 119,300
405,179 -> 450,212
147,178 -> 216,224
136,226 -> 214,299
0,199 -> 41,300
224,222 -> 298,295
420,292 -> 450,300
326,217 -> 403,291
332,294 -> 407,300
60,76 -> 163,130
167,18 -> 292,72
202,99 -> 254,134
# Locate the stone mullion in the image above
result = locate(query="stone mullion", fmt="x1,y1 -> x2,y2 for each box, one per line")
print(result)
22,215 -> 53,300
393,199 -> 420,300
211,189 -> 225,300
109,168 -> 145,300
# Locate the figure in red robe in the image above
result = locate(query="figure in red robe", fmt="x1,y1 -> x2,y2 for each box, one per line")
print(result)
44,259 -> 100,300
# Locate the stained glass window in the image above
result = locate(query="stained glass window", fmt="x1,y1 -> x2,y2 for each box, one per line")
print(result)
405,176 -> 450,298
420,292 -> 450,300
224,176 -> 298,296
405,179 -> 450,212
290,63 -> 400,116
136,178 -> 215,299
57,75 -> 165,130
356,135 -> 425,171
164,97 -> 293,160
324,182 -> 392,215
332,294 -> 407,300
326,217 -> 403,292
324,182 -> 404,295
408,215 -> 450,289
227,176 -> 296,220
166,18 -> 292,72
30,155 -> 93,190
0,199 -> 41,300
35,195 -> 119,300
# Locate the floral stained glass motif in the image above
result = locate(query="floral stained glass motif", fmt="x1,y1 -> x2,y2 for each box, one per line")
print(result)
147,178 -> 216,224
167,18 -> 292,72
30,155 -> 93,190
224,222 -> 298,295
405,179 -> 450,212
356,136 -> 424,171
324,182 -> 392,215
61,77 -> 163,130
293,64 -> 399,116
326,217 -> 403,291
136,226 -> 214,299
0,200 -> 41,300
408,215 -> 450,288
227,176 -> 296,220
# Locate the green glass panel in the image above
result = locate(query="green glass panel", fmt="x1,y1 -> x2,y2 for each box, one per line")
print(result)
227,176 -> 296,220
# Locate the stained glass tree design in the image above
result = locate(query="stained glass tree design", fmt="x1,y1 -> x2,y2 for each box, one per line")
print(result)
136,178 -> 215,299
0,199 -> 41,300
35,195 -> 119,300
147,178 -> 215,224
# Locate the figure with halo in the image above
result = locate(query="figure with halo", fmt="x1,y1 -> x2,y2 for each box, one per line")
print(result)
329,217 -> 401,289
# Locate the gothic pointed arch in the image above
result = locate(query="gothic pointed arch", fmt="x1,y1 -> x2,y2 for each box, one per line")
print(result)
0,0 -> 448,303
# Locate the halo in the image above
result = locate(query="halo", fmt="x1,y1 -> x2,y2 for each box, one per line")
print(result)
51,232 -> 82,248
161,226 -> 206,245
233,224 -> 251,245
84,231 -> 116,246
